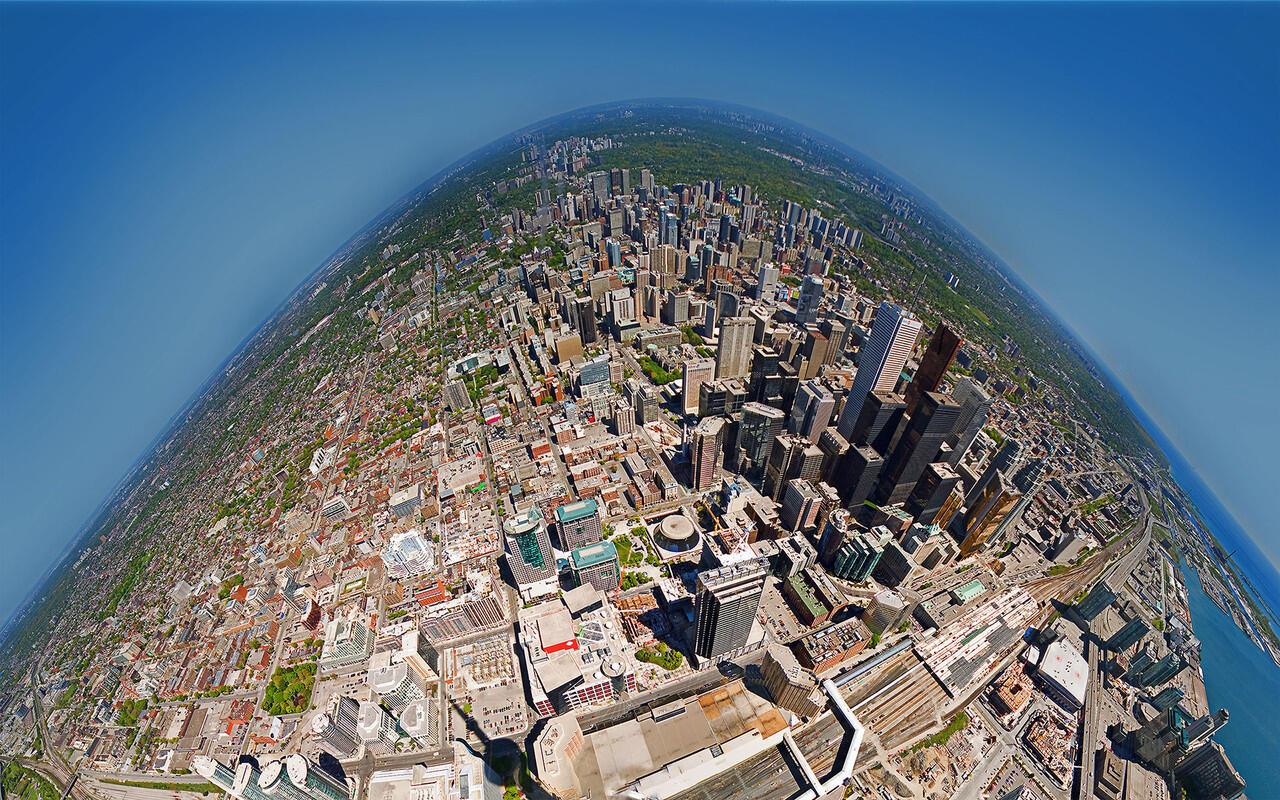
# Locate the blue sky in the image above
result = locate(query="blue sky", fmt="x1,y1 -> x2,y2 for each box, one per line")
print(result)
1,2 -> 1277,624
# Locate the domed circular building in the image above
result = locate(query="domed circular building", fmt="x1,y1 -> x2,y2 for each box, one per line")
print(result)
652,513 -> 703,561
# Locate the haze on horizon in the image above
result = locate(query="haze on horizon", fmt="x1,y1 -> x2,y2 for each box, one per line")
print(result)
1,1 -> 1277,624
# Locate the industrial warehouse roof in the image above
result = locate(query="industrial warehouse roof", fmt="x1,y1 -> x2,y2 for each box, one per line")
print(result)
1037,638 -> 1088,707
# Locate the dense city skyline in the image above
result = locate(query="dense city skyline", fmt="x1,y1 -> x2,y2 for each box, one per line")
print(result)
2,3 -> 1276,627
2,6 -> 1276,795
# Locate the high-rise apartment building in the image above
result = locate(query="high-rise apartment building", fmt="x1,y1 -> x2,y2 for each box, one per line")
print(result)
232,763 -> 270,800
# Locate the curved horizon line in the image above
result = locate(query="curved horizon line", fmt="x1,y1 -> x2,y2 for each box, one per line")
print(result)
18,96 -> 1267,633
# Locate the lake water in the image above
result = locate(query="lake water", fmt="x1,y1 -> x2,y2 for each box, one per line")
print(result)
1179,558 -> 1280,791
1095,375 -> 1280,791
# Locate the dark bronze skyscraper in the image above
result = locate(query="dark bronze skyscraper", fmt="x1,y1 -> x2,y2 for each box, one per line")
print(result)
904,324 -> 961,417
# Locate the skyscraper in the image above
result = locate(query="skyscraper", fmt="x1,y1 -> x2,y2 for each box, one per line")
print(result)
381,529 -> 434,580
755,263 -> 779,300
735,402 -> 786,479
368,662 -> 427,713
836,302 -> 923,440
694,559 -> 768,661
555,498 -> 603,550
794,275 -> 824,325
660,208 -> 678,246
965,438 -> 1024,507
611,398 -> 634,436
256,761 -> 309,800
682,358 -> 716,416
1074,581 -> 1119,622
904,462 -> 961,527
716,316 -> 755,378
944,377 -> 992,467
574,295 -> 598,345
816,427 -> 849,485
988,453 -> 1051,543
763,434 -> 823,501
1174,741 -> 1246,800
504,507 -> 555,585
789,379 -> 835,443
285,755 -> 350,800
312,695 -> 361,758
780,479 -> 823,532
845,390 -> 906,454
957,472 -> 1019,557
1106,617 -> 1151,653
233,763 -> 270,800
818,507 -> 860,565
357,700 -> 398,755
874,392 -> 962,505
1149,686 -> 1184,712
903,324 -> 962,417
194,757 -> 238,796
569,541 -> 621,592
832,443 -> 884,508
830,527 -> 892,582
691,416 -> 727,492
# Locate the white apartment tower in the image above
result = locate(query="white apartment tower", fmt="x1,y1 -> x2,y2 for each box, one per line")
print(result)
837,302 -> 922,440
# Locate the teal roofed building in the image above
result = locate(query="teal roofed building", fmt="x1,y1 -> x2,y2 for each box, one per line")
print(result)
555,498 -> 603,550
569,540 -> 620,592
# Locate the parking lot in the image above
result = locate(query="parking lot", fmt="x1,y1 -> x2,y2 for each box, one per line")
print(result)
758,578 -> 808,643
450,681 -> 530,743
